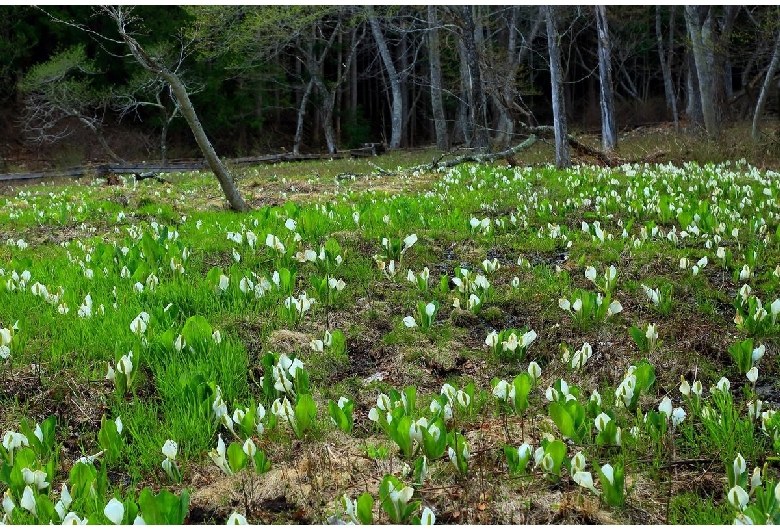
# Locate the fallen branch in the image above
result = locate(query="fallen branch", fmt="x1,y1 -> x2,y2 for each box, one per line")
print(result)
519,125 -> 615,166
366,135 -> 539,177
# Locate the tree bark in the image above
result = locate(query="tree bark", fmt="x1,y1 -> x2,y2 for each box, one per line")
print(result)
367,6 -> 403,149
427,6 -> 448,151
293,79 -> 314,155
108,8 -> 248,211
595,6 -> 617,152
685,6 -> 720,139
545,6 -> 571,168
685,51 -> 704,128
752,28 -> 780,141
460,6 -> 490,152
656,6 -> 679,131
76,117 -> 125,165
399,24 -> 409,148
458,40 -> 473,147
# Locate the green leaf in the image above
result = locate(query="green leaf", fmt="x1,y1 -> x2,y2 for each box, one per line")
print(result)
328,399 -> 354,434
595,462 -> 624,507
226,442 -> 248,473
137,487 -> 189,525
629,326 -> 645,351
563,400 -> 586,440
181,315 -> 213,351
549,402 -> 575,440
421,418 -> 446,460
402,386 -> 417,415
97,416 -> 122,463
36,494 -> 57,523
68,462 -> 97,501
328,401 -> 347,432
728,338 -> 753,374
504,445 -> 522,474
159,489 -> 190,525
379,474 -> 405,523
138,488 -> 162,525
253,450 -> 271,474
356,492 -> 374,525
294,366 -> 310,396
389,415 -> 414,459
294,394 -> 317,437
634,360 -> 656,393
545,439 -> 567,477
413,456 -> 427,485
205,266 -> 224,288
512,373 -> 533,413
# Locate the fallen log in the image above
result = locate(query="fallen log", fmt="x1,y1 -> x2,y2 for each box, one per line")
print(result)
362,134 -> 538,177
0,148 -> 385,183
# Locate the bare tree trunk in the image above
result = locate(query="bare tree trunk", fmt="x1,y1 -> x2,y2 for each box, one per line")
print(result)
458,40 -> 473,147
595,6 -> 617,152
752,29 -> 780,141
162,71 -> 248,210
312,76 -> 338,154
107,7 -> 248,211
686,51 -> 704,128
155,91 -> 179,166
428,6 -> 448,150
490,6 -> 517,150
160,118 -> 169,166
78,117 -> 125,164
685,5 -> 720,139
293,79 -> 314,155
336,30 -> 343,143
545,6 -> 570,168
399,25 -> 409,148
350,27 -> 358,115
367,6 -> 402,149
460,6 -> 490,152
656,6 -> 679,131
493,9 -> 542,150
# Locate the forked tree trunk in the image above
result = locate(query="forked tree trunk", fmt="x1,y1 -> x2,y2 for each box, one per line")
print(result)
595,6 -> 617,152
545,6 -> 571,168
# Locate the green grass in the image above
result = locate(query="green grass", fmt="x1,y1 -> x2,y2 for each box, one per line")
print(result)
2,152 -> 780,524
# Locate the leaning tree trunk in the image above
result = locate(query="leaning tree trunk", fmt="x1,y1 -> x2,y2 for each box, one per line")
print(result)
293,79 -> 314,155
427,6 -> 449,150
161,70 -> 248,211
595,6 -> 617,152
545,6 -> 571,168
78,117 -> 126,164
108,8 -> 248,211
752,29 -> 780,141
685,6 -> 720,139
656,6 -> 679,131
367,7 -> 403,149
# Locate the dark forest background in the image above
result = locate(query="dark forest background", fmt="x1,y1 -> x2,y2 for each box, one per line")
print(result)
1,6 -> 779,169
